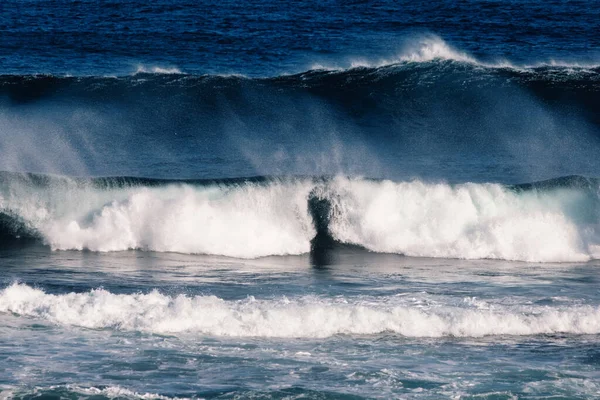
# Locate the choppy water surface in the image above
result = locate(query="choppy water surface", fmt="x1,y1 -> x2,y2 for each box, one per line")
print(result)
2,250 -> 600,398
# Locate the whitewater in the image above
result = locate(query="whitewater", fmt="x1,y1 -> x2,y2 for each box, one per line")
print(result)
3,283 -> 600,338
1,174 -> 599,262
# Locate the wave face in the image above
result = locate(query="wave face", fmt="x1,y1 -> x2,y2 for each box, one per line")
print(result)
0,173 -> 599,262
2,283 -> 600,338
1,39 -> 598,182
3,57 -> 599,104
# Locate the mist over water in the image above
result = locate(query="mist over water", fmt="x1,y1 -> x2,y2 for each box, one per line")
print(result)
0,40 -> 599,182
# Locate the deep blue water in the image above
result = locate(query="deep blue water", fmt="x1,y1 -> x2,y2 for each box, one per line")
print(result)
1,0 -> 599,76
1,1 -> 600,399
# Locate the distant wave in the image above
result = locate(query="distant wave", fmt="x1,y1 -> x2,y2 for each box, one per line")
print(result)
311,36 -> 600,71
0,172 -> 599,262
2,283 -> 600,338
133,65 -> 183,75
1,54 -> 597,115
2,58 -> 599,90
5,36 -> 600,79
1,36 -> 599,94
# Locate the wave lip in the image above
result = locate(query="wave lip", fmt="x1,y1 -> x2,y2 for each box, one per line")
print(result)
134,64 -> 183,75
311,35 -> 600,72
2,283 -> 600,338
343,36 -> 477,69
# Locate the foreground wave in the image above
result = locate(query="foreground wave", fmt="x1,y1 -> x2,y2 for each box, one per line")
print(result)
0,173 -> 599,262
2,283 -> 600,338
0,385 -> 189,400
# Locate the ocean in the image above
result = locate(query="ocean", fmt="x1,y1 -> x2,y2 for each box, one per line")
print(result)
1,0 -> 600,398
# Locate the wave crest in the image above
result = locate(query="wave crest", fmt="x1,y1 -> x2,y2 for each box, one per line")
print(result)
0,174 -> 599,262
322,177 -> 600,262
2,283 -> 600,338
312,35 -> 600,71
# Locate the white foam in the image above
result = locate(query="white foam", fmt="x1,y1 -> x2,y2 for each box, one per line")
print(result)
2,283 -> 600,338
323,177 -> 600,262
388,36 -> 477,65
38,182 -> 315,258
1,385 -> 192,400
0,176 -> 316,257
310,35 -> 600,71
1,176 -> 599,261
68,385 -> 192,400
134,65 -> 183,75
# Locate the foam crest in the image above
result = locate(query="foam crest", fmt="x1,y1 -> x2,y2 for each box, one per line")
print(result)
3,385 -> 191,400
0,177 -> 317,258
2,284 -> 600,338
325,178 -> 600,262
312,35 -> 599,71
311,36 -> 493,70
134,65 -> 183,74
1,175 -> 599,262
396,36 -> 476,64
39,182 -> 315,258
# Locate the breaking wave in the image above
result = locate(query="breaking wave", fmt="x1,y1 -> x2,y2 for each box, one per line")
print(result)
2,283 -> 600,338
311,35 -> 600,71
1,36 -> 599,108
0,173 -> 599,262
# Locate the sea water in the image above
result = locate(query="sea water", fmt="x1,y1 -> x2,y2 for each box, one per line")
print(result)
1,0 -> 600,398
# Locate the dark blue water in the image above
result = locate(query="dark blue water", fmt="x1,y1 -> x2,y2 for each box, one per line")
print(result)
1,1 -> 600,399
1,0 -> 599,76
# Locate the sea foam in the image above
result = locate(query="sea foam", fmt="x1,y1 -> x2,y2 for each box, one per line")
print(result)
2,283 -> 600,338
323,178 -> 600,262
0,175 -> 599,262
1,385 -> 191,400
